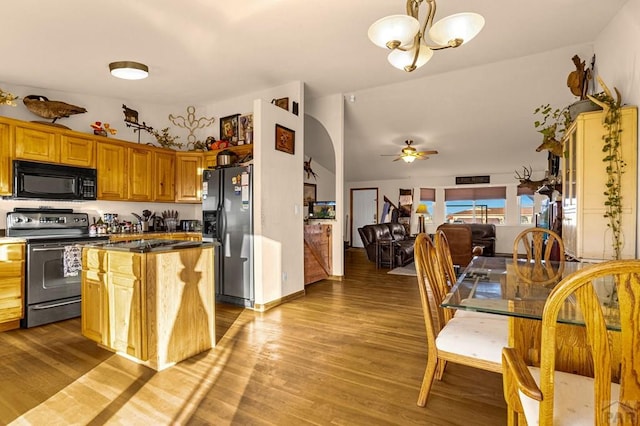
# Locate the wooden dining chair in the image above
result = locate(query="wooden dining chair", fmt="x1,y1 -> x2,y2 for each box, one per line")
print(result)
435,230 -> 509,323
502,259 -> 640,425
513,227 -> 565,286
413,233 -> 507,407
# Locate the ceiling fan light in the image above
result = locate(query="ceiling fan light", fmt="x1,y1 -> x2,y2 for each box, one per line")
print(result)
387,43 -> 433,71
402,155 -> 416,163
109,61 -> 149,80
368,14 -> 419,49
429,12 -> 485,46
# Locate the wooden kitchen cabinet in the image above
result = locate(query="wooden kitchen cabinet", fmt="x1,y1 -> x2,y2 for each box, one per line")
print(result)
128,146 -> 154,201
60,134 -> 95,167
14,123 -> 58,163
203,144 -> 253,169
562,106 -> 637,261
154,150 -> 176,202
97,140 -> 129,200
0,240 -> 25,332
108,252 -> 146,360
81,244 -> 214,370
175,152 -> 202,203
0,121 -> 12,196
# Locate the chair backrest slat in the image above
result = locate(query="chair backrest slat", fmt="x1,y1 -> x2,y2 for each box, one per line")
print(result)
537,260 -> 640,425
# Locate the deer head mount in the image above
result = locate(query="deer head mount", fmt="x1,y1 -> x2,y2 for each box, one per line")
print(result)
535,125 -> 564,157
515,166 -> 549,193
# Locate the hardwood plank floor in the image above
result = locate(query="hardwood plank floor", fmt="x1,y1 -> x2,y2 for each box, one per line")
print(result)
0,248 -> 506,425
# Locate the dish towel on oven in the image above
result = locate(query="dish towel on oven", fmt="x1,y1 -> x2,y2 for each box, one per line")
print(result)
63,244 -> 82,277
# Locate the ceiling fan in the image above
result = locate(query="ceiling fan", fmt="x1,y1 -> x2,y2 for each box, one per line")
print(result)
382,140 -> 438,163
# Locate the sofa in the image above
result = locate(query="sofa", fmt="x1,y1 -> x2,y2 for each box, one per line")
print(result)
469,223 -> 496,256
357,223 -> 415,267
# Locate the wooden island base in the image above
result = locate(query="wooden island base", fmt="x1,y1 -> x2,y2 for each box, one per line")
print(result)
82,244 -> 215,371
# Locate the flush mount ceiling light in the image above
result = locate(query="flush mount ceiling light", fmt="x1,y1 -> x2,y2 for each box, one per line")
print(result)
368,0 -> 484,72
109,61 -> 149,80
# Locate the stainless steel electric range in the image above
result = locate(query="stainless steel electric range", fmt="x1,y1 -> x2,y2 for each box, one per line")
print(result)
6,207 -> 108,328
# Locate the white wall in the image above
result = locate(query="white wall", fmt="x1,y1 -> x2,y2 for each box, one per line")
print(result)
304,160 -> 335,201
305,94 -> 345,276
253,97 -> 305,305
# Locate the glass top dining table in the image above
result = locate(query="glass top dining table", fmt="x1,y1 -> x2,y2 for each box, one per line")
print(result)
441,256 -> 621,331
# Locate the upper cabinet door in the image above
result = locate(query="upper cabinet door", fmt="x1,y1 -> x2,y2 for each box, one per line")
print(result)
0,122 -> 13,196
154,150 -> 176,202
60,134 -> 96,168
14,125 -> 59,163
128,147 -> 154,201
97,141 -> 128,200
175,153 -> 202,203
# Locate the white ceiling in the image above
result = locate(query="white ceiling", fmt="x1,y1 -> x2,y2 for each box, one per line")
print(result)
0,0 -> 628,182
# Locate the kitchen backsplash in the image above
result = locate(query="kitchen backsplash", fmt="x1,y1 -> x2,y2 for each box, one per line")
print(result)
0,199 -> 202,230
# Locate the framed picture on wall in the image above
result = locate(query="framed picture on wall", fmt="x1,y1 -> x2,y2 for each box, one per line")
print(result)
219,114 -> 239,143
238,113 -> 253,145
275,124 -> 295,155
304,183 -> 317,204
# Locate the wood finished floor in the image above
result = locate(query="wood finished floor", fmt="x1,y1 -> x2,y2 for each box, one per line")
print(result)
0,249 -> 506,425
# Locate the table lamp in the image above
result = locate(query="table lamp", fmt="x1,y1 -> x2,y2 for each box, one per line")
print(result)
416,204 -> 428,234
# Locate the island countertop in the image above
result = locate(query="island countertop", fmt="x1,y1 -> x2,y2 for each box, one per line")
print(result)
83,239 -> 215,253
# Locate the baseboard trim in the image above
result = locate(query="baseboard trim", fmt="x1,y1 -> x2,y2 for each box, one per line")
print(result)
253,289 -> 306,312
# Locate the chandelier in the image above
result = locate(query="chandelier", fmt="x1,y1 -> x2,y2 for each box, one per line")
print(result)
368,0 -> 484,72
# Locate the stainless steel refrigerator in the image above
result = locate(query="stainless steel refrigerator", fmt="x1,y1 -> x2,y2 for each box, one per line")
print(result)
202,165 -> 254,307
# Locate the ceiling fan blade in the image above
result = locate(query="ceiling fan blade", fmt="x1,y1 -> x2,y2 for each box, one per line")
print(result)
392,157 -> 402,161
417,150 -> 438,155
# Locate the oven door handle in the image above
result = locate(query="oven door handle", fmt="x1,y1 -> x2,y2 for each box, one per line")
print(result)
31,246 -> 67,252
32,298 -> 81,310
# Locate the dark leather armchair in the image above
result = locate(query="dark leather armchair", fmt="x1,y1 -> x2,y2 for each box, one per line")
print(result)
436,223 -> 483,268
357,223 -> 415,267
470,224 -> 496,256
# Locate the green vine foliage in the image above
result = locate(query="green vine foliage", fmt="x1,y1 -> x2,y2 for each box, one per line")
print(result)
591,91 -> 624,259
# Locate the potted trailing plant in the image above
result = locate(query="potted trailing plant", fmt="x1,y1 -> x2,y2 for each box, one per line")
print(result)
587,76 -> 625,259
151,127 -> 182,150
533,103 -> 572,157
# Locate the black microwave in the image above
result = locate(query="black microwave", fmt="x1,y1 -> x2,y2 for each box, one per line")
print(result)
13,160 -> 97,201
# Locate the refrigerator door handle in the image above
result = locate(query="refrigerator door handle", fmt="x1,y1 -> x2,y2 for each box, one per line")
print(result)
217,204 -> 225,241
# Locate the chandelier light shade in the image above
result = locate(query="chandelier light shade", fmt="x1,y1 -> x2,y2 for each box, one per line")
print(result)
368,15 -> 419,49
428,12 -> 485,46
388,41 -> 433,70
368,0 -> 485,72
402,155 -> 417,163
109,61 -> 149,80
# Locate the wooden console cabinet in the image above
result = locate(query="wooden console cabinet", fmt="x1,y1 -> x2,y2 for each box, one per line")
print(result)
304,224 -> 332,285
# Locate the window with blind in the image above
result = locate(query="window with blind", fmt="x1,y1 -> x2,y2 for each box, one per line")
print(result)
444,187 -> 506,224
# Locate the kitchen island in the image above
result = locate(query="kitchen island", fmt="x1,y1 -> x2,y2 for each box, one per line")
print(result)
81,239 -> 216,370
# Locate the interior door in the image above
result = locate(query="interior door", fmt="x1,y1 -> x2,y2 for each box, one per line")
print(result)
351,188 -> 377,248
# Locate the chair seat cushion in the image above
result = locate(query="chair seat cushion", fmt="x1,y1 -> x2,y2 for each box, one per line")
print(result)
435,316 -> 508,364
454,309 -> 509,322
519,367 -> 621,426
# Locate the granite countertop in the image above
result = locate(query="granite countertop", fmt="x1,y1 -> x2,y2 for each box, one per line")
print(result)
0,237 -> 27,243
84,239 -> 215,253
